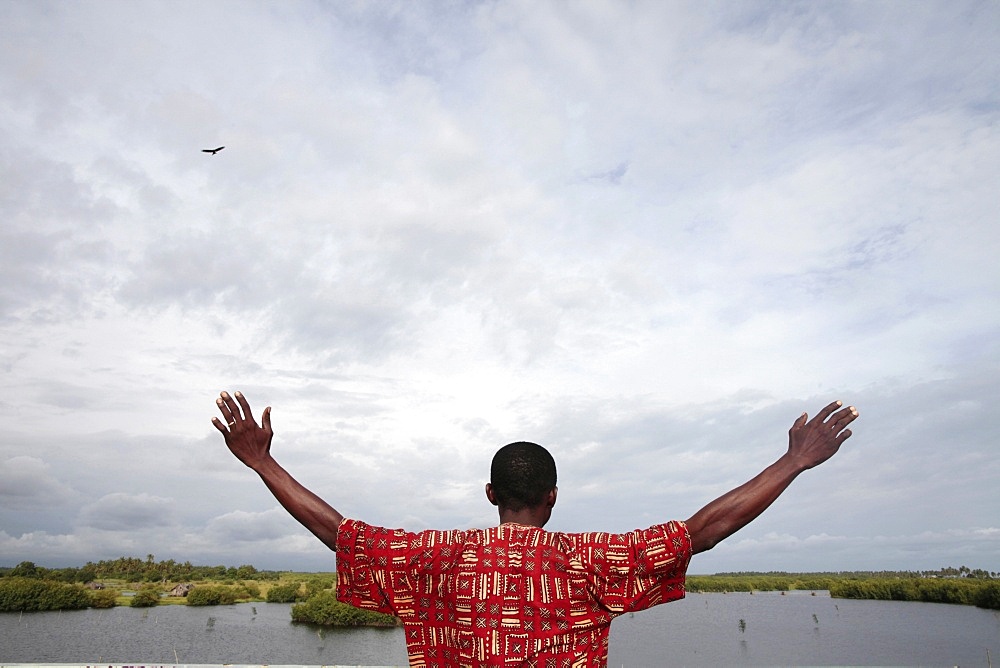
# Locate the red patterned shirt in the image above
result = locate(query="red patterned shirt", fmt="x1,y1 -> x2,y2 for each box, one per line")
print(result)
335,518 -> 691,667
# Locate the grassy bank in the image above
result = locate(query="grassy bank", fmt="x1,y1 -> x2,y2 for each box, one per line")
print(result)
687,573 -> 838,593
686,571 -> 1000,610
4,560 -> 998,617
829,577 -> 1000,609
0,569 -> 396,626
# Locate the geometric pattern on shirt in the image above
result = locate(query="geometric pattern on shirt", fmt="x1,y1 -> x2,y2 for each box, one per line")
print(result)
336,518 -> 691,668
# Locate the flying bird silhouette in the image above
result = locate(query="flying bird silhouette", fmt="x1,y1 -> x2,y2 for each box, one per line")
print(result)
202,146 -> 225,155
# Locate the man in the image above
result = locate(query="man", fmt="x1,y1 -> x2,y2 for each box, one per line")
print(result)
212,391 -> 857,667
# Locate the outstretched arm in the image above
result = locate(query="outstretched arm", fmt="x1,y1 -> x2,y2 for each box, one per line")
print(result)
684,400 -> 858,555
212,391 -> 344,551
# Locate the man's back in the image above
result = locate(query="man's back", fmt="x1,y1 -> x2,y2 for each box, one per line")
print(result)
336,518 -> 692,666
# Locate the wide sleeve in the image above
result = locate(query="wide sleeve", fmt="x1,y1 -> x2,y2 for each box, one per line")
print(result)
335,518 -> 465,619
335,518 -> 419,617
581,520 -> 692,614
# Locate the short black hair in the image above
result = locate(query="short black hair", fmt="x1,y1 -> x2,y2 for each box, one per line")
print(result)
490,441 -> 557,511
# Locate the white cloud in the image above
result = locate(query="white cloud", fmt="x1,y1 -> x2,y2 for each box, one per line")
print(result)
0,1 -> 997,574
79,493 -> 176,531
0,456 -> 76,509
204,508 -> 302,543
697,527 -> 1000,574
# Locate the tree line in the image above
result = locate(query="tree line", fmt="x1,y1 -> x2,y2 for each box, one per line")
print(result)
3,560 -> 997,615
828,577 -> 1000,609
685,567 -> 1000,610
0,556 -> 281,584
708,566 -> 998,580
0,566 -> 399,624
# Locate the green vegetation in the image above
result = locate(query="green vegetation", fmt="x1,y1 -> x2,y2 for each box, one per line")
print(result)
186,585 -> 241,606
687,567 -> 1000,611
3,559 -> 997,618
130,586 -> 161,608
304,576 -> 335,597
88,588 -> 119,609
291,590 -> 399,627
266,580 -> 304,603
0,556 -> 281,584
829,577 -> 1000,609
240,581 -> 261,598
281,575 -> 399,627
0,577 -> 92,612
0,558 -> 286,612
687,573 -> 832,592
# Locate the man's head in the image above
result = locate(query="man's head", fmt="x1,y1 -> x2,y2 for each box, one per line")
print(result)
486,441 -> 557,515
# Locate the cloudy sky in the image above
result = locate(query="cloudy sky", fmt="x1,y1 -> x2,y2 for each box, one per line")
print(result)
1,1 -> 997,575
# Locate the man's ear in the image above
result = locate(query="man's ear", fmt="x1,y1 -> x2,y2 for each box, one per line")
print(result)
546,486 -> 558,508
485,483 -> 498,506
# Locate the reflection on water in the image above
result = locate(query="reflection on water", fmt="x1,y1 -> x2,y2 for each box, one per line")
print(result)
1,593 -> 997,666
0,602 -> 408,665
609,590 -> 1000,666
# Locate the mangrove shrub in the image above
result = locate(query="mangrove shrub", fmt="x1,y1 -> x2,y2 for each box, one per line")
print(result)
0,577 -> 92,612
186,585 -> 239,606
830,578 -> 1000,610
290,590 -> 398,627
304,576 -> 335,597
130,586 -> 161,607
89,588 -> 119,608
266,581 -> 303,603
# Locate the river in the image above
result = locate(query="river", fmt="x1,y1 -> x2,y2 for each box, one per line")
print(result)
2,591 -> 997,666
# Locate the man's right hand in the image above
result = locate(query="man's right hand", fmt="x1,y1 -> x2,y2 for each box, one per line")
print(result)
212,390 -> 274,471
210,390 -> 344,550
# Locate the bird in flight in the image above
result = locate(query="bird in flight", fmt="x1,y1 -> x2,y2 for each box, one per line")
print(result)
202,146 -> 225,155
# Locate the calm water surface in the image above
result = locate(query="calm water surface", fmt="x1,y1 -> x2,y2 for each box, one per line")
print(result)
609,590 -> 999,666
2,592 -> 998,666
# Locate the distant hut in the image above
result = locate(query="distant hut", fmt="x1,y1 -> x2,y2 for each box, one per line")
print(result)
85,582 -> 106,590
169,583 -> 194,597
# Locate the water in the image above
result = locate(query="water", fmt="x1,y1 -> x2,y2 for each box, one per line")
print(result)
608,590 -> 1000,666
0,603 -> 408,666
2,593 -> 998,666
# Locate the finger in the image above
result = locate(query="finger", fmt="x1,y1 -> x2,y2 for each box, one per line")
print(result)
262,406 -> 272,432
835,406 -> 859,426
215,401 -> 238,431
220,391 -> 243,423
211,417 -> 229,435
835,428 -> 853,444
791,412 -> 808,430
216,395 -> 235,423
234,391 -> 254,425
813,400 -> 844,425
827,406 -> 858,432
